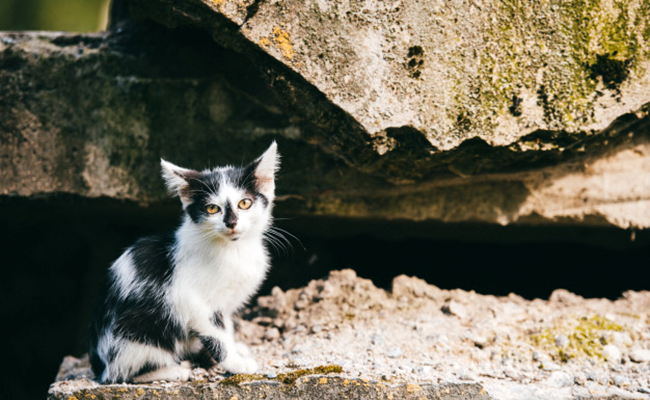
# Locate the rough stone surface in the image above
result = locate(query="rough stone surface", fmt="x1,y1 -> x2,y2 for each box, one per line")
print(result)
3,0 -> 650,228
50,270 -> 650,400
240,0 -> 650,149
132,0 -> 650,150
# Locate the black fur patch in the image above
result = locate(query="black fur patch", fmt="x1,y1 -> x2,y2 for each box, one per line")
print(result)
223,202 -> 238,228
186,345 -> 217,369
112,296 -> 184,350
130,234 -> 176,285
239,161 -> 269,208
185,176 -> 214,224
88,233 -> 185,382
199,335 -> 226,363
113,234 -> 184,350
211,311 -> 225,329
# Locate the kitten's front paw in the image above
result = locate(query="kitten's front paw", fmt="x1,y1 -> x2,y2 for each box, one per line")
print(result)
221,355 -> 258,374
234,342 -> 251,357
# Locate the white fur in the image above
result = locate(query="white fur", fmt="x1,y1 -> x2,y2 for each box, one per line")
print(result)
110,251 -> 142,300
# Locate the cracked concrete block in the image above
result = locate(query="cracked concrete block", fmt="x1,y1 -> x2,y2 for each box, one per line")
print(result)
2,0 -> 650,228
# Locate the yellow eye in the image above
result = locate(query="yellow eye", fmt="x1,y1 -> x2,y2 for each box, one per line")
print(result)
238,198 -> 253,210
206,204 -> 221,214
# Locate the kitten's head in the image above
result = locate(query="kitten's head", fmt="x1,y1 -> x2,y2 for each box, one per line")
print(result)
160,142 -> 279,241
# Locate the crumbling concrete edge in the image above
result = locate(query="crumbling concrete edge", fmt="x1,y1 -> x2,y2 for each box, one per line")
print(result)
48,376 -> 492,400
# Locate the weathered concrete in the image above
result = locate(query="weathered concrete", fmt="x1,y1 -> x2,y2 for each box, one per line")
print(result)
49,373 -> 489,400
126,0 -> 650,160
2,0 -> 650,228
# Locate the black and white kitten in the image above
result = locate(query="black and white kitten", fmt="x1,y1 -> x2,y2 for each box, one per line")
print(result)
89,142 -> 279,384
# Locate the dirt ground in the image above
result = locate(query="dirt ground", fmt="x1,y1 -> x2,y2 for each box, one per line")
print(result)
51,269 -> 650,399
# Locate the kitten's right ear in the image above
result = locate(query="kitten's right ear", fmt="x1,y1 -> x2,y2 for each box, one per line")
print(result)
160,159 -> 197,206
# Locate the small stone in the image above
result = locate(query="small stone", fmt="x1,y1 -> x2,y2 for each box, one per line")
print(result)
472,335 -> 488,348
263,328 -> 281,341
291,344 -> 307,354
547,371 -> 573,388
386,347 -> 403,358
532,351 -> 541,361
266,372 -> 277,379
540,361 -> 561,371
555,335 -> 569,348
283,319 -> 297,330
586,373 -> 598,381
427,333 -> 449,346
311,325 -> 322,334
294,291 -> 310,310
629,348 -> 650,363
613,375 -> 631,388
288,356 -> 308,367
441,300 -> 468,319
370,334 -> 385,345
638,387 -> 650,394
602,345 -> 622,362
417,366 -> 433,375
398,364 -> 414,372
456,368 -> 475,381
610,332 -> 633,347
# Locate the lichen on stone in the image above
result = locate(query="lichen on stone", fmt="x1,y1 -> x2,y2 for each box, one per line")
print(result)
220,365 -> 343,387
530,315 -> 625,362
276,365 -> 343,385
220,373 -> 267,386
272,26 -> 294,60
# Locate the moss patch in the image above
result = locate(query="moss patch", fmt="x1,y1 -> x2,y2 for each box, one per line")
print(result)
277,365 -> 344,385
221,365 -> 344,387
220,373 -> 267,386
449,0 -> 650,137
530,315 -> 625,362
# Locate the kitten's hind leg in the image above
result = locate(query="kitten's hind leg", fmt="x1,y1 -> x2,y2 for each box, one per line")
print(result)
132,361 -> 192,383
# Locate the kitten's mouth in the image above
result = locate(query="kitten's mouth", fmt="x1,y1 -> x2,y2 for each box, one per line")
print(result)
225,229 -> 241,240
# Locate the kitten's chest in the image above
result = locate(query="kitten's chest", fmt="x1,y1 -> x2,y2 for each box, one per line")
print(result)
178,242 -> 267,311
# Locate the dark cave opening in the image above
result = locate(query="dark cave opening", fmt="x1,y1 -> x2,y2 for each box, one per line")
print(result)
1,196 -> 648,399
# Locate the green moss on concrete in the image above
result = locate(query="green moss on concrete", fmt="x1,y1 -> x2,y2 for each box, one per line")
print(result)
449,0 -> 650,140
220,373 -> 267,386
530,315 -> 625,362
221,365 -> 344,387
277,365 -> 344,385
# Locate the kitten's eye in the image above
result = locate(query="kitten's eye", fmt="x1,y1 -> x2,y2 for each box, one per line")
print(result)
206,204 -> 221,214
238,198 -> 253,210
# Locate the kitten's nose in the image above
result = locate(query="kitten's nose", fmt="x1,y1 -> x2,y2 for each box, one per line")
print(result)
225,221 -> 237,229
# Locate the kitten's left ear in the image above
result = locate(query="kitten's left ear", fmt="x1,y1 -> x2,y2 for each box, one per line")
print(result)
253,141 -> 280,199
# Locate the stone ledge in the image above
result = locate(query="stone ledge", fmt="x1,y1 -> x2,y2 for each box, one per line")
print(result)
49,369 -> 489,400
